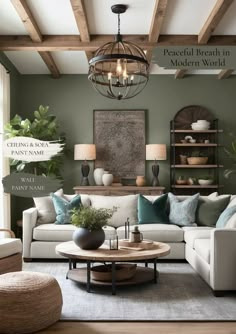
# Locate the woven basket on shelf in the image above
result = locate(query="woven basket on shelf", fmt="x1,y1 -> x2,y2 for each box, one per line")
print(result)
187,157 -> 208,165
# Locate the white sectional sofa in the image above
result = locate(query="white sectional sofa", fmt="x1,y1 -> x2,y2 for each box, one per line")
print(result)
22,192 -> 236,295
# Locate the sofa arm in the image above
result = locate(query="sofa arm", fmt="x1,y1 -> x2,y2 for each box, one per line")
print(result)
210,228 -> 236,291
22,208 -> 38,259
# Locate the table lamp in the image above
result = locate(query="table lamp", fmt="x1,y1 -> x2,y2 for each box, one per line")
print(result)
74,144 -> 96,186
146,144 -> 167,186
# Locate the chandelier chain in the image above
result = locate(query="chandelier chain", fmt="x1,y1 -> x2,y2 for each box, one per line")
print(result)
118,13 -> 120,35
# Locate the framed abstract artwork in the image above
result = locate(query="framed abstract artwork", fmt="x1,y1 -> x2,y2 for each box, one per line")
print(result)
93,110 -> 146,180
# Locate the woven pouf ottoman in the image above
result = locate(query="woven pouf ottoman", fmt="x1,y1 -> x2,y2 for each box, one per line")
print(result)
0,271 -> 63,334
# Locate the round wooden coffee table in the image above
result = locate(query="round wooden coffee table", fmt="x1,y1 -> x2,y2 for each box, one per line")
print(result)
56,241 -> 170,295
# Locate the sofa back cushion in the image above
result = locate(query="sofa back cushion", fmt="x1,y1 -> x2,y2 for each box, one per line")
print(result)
225,212 -> 236,228
216,205 -> 236,228
196,196 -> 230,227
168,193 -> 199,227
33,189 -> 63,225
138,194 -> 169,224
89,195 -> 138,227
51,194 -> 81,224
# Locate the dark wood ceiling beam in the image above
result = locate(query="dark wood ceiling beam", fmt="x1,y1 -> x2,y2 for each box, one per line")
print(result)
1,35 -> 236,51
146,0 -> 168,63
175,69 -> 187,79
11,0 -> 60,78
70,0 -> 92,62
38,52 -> 60,78
198,0 -> 234,44
218,69 -> 234,79
70,0 -> 90,41
11,0 -> 42,42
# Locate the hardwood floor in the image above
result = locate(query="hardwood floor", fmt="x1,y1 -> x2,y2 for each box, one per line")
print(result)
39,321 -> 236,334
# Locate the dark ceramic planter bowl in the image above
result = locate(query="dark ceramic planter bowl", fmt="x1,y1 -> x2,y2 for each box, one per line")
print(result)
73,227 -> 105,250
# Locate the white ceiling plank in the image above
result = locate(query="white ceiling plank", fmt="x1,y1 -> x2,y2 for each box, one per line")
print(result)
51,51 -> 89,74
26,0 -> 79,35
85,0 -> 156,35
0,0 -> 28,35
4,51 -> 50,74
161,0 -> 217,35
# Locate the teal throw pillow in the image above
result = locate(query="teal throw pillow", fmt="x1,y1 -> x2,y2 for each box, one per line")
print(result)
216,205 -> 236,228
51,193 -> 81,224
138,194 -> 169,224
168,192 -> 200,226
196,196 -> 230,227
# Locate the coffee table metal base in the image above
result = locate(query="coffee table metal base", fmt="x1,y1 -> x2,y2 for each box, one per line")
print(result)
67,259 -> 159,295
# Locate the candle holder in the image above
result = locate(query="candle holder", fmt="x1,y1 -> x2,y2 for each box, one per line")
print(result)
124,218 -> 130,239
109,235 -> 119,250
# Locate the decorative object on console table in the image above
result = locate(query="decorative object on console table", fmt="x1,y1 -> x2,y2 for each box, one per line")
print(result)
136,176 -> 146,187
146,144 -> 167,186
102,171 -> 114,186
74,144 -> 96,186
94,167 -> 104,186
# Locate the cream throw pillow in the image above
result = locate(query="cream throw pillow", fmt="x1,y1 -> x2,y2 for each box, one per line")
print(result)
34,189 -> 63,225
89,194 -> 138,227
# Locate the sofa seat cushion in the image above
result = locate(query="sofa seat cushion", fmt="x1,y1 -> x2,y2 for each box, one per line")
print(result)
33,224 -> 77,242
116,224 -> 184,242
0,239 -> 22,259
184,228 -> 213,248
33,224 -> 117,242
89,195 -> 138,227
194,239 -> 211,264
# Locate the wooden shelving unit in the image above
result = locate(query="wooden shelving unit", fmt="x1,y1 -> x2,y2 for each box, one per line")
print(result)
170,106 -> 223,195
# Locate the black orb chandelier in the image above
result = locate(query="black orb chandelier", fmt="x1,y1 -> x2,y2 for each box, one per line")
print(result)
88,4 -> 149,100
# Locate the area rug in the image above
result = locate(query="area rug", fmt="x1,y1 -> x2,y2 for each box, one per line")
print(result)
23,262 -> 236,321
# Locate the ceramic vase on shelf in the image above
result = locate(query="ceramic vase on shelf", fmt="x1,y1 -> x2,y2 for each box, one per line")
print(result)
102,171 -> 113,186
94,168 -> 104,186
136,176 -> 146,187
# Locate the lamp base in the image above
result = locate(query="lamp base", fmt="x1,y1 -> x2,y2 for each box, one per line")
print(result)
151,163 -> 160,187
81,161 -> 90,186
151,177 -> 159,187
81,177 -> 89,186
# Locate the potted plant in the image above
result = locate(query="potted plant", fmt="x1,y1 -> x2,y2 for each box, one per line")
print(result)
224,134 -> 236,178
187,151 -> 208,165
71,206 -> 115,250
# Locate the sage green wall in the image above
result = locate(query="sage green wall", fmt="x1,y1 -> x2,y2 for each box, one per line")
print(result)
15,74 -> 236,199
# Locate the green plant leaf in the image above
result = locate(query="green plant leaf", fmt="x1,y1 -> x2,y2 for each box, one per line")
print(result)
16,162 -> 26,172
10,114 -> 22,125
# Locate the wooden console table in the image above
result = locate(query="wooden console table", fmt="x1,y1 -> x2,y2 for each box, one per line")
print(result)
73,186 -> 165,196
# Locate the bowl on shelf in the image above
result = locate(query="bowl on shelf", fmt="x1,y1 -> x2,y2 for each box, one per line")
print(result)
176,179 -> 188,185
187,157 -> 208,165
198,179 -> 213,185
191,120 -> 210,131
